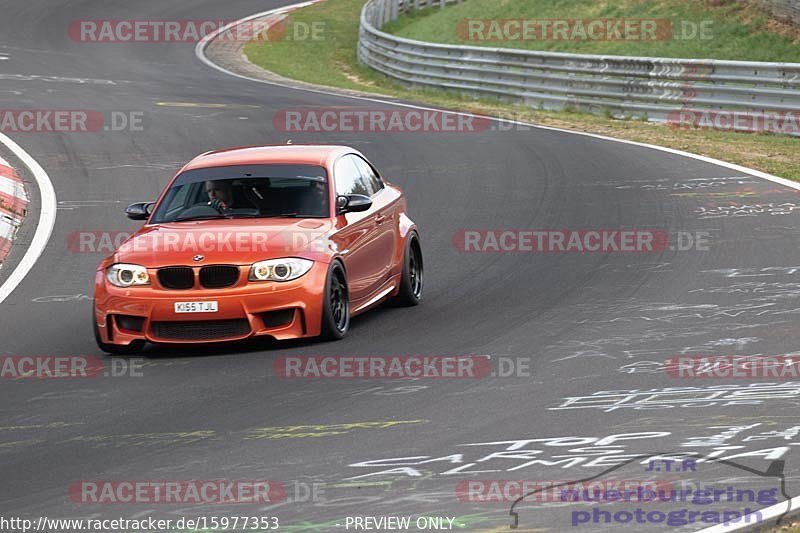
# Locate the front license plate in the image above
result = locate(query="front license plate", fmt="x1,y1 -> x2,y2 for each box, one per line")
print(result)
174,301 -> 219,313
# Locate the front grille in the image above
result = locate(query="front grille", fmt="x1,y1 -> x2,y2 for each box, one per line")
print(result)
150,319 -> 251,340
157,267 -> 194,290
200,265 -> 240,288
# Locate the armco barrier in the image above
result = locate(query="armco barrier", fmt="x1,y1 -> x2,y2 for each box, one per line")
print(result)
357,0 -> 800,133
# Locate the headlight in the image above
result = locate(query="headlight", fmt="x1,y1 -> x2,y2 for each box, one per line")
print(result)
106,263 -> 150,287
249,258 -> 313,282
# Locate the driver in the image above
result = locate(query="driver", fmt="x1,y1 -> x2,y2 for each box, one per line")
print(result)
205,180 -> 234,210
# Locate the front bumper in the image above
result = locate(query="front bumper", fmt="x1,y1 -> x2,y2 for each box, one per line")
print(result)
94,262 -> 327,346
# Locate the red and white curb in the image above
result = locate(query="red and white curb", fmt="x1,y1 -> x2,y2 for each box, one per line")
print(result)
0,154 -> 28,265
0,132 -> 56,304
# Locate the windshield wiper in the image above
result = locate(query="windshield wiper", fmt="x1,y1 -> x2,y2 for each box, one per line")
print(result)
231,213 -> 302,218
171,212 -> 316,222
173,214 -> 229,222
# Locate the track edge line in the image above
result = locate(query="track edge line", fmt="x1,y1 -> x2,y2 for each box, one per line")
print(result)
0,133 -> 57,304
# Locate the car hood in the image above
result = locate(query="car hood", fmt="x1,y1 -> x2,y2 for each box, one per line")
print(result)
112,218 -> 334,267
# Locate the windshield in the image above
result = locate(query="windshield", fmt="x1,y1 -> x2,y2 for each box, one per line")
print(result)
150,164 -> 329,223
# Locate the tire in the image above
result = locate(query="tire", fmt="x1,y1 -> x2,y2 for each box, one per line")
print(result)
391,232 -> 423,306
93,312 -> 146,355
319,261 -> 350,341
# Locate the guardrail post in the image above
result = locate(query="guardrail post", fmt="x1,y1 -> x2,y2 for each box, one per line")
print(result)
382,0 -> 391,25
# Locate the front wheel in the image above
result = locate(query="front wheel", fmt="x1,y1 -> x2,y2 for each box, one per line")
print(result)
93,313 -> 146,355
391,232 -> 423,306
319,262 -> 350,341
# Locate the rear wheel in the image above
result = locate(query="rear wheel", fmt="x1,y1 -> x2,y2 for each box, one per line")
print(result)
319,262 -> 350,341
93,312 -> 146,355
391,233 -> 423,306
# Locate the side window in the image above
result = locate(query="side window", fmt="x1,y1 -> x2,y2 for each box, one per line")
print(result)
334,155 -> 371,197
353,156 -> 384,195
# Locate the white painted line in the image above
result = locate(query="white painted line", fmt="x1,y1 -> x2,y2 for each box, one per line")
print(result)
693,498 -> 795,532
0,132 -> 56,304
196,1 -> 800,194
0,175 -> 28,201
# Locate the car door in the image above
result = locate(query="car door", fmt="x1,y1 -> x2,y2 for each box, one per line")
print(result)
329,154 -> 384,303
352,154 -> 397,287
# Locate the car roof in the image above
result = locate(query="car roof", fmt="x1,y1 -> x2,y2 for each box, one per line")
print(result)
182,145 -> 355,171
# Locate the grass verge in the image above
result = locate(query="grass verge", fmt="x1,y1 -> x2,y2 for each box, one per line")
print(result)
383,0 -> 800,62
244,0 -> 800,181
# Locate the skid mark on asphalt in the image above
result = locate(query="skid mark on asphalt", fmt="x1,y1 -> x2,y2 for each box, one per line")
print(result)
0,74 -> 122,85
0,439 -> 45,451
93,164 -> 178,170
610,415 -> 800,430
243,420 -> 427,440
65,430 -> 216,448
41,421 -> 427,449
671,191 -> 761,198
156,101 -> 261,109
56,199 -> 124,210
0,421 -> 82,431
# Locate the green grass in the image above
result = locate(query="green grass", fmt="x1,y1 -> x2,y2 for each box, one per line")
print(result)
384,0 -> 800,61
244,0 -> 800,182
244,0 -> 379,91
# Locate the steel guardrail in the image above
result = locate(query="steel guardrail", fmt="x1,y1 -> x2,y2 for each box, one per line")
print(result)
357,0 -> 800,132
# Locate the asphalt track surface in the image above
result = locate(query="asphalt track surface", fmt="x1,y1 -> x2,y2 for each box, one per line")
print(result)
2,1 -> 800,531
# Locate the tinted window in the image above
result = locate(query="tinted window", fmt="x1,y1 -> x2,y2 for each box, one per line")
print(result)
334,155 -> 371,197
150,164 -> 329,222
352,156 -> 383,195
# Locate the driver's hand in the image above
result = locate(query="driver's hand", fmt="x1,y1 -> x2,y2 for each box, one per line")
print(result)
208,199 -> 225,211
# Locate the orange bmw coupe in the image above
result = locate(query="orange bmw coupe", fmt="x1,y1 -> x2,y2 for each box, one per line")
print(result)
93,145 -> 422,353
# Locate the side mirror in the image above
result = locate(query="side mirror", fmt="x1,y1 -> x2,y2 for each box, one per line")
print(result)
125,202 -> 154,220
336,194 -> 372,215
